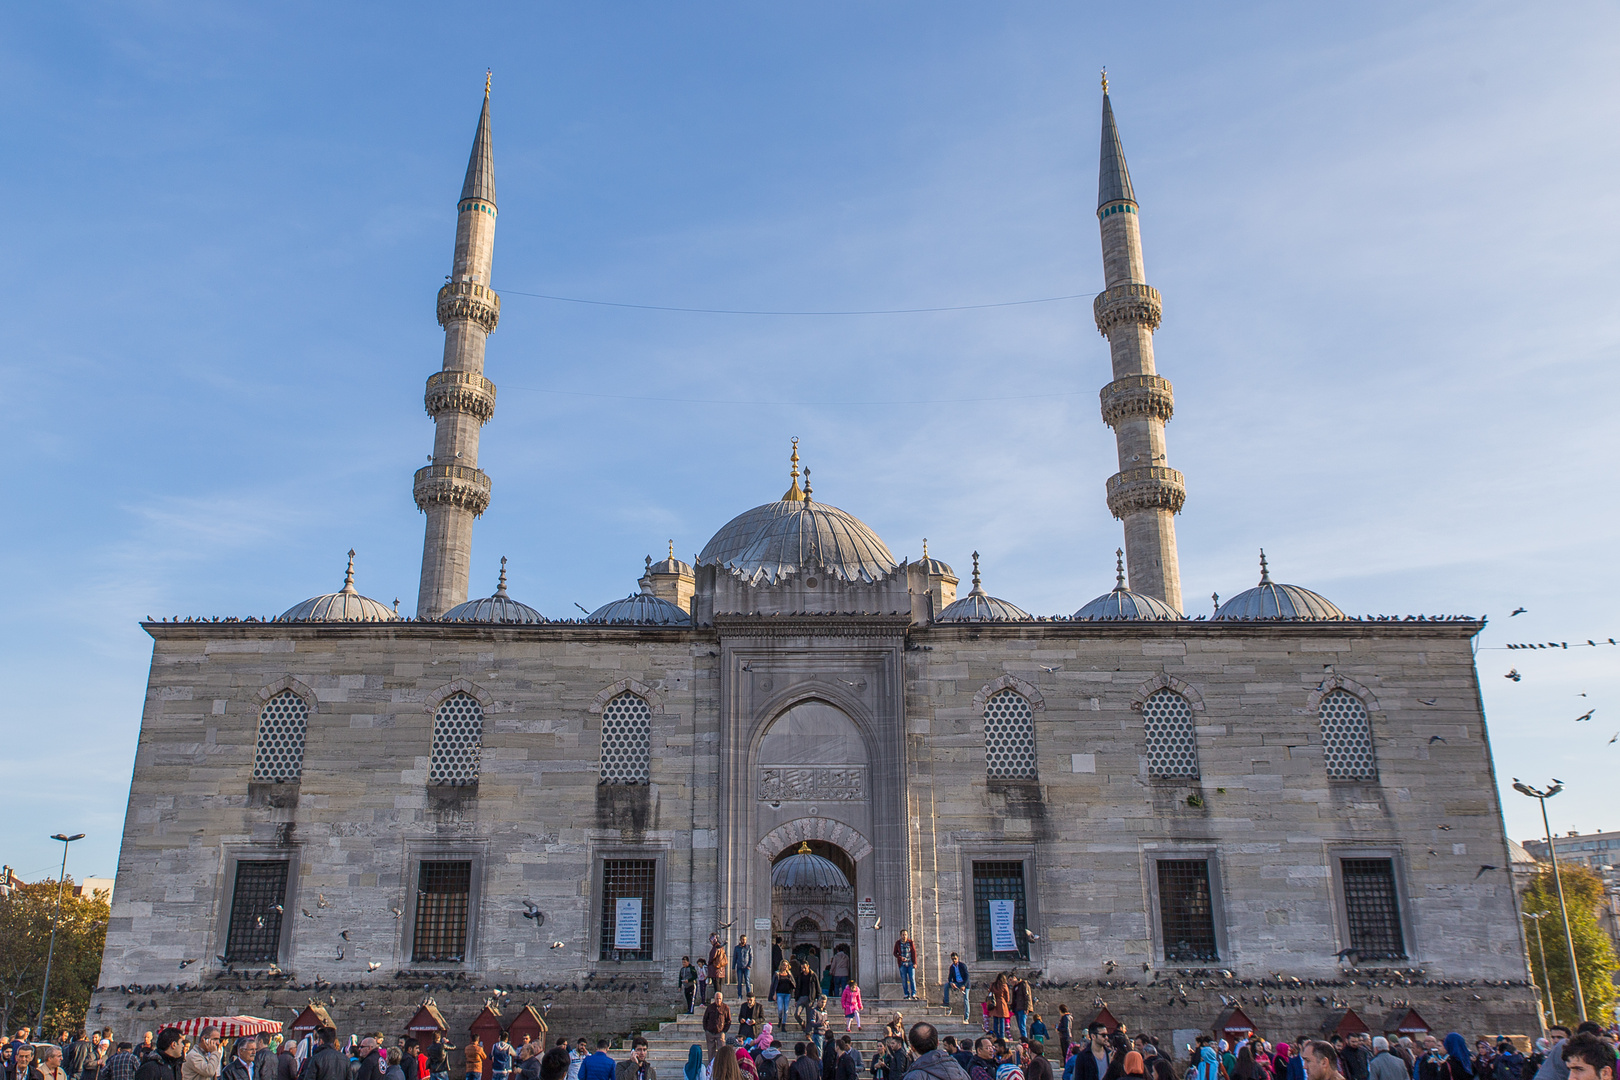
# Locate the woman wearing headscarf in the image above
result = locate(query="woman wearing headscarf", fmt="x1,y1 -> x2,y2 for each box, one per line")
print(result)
1123,1055 -> 1146,1079
1273,1046 -> 1293,1080
685,1047 -> 704,1080
735,1049 -> 758,1080
1439,1037 -> 1472,1080
1196,1047 -> 1221,1080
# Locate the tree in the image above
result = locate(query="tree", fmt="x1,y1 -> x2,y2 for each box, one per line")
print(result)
0,875 -> 110,1038
1521,864 -> 1618,1022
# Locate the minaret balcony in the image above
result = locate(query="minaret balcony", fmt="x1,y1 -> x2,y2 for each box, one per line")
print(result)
413,464 -> 492,517
1106,466 -> 1186,519
1100,374 -> 1174,427
424,370 -> 497,424
1093,282 -> 1162,334
436,281 -> 501,333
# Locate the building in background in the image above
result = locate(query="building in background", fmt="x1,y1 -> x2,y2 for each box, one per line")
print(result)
91,81 -> 1539,1046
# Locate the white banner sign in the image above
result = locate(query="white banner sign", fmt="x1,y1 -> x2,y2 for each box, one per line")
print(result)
614,897 -> 643,949
988,899 -> 1018,952
755,917 -> 773,931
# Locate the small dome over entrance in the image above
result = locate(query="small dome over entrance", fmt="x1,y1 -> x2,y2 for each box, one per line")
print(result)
771,842 -> 850,890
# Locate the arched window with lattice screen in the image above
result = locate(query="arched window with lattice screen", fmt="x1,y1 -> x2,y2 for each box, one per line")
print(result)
600,692 -> 652,783
1319,689 -> 1377,780
983,689 -> 1036,779
1143,689 -> 1199,779
253,691 -> 309,781
429,693 -> 483,786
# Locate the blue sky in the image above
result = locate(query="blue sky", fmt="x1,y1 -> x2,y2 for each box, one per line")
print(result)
3,3 -> 1618,883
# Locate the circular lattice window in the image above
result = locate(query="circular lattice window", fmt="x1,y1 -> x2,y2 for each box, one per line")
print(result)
429,693 -> 484,786
601,693 -> 652,783
254,691 -> 309,781
1319,690 -> 1376,780
983,689 -> 1036,779
1143,689 -> 1199,778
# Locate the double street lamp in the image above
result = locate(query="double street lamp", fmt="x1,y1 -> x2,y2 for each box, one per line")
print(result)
1512,779 -> 1586,1022
37,832 -> 86,1032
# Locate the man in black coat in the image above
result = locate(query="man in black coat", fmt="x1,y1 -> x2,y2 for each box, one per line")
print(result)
835,1040 -> 862,1080
1070,1028 -> 1110,1080
133,1033 -> 185,1080
354,1042 -> 384,1080
305,1031 -> 348,1080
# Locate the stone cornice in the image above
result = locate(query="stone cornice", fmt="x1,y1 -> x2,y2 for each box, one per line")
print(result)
910,619 -> 1485,641
1100,374 -> 1174,427
436,281 -> 500,333
424,370 -> 496,424
1106,465 -> 1186,518
712,614 -> 911,638
1093,282 -> 1162,335
142,622 -> 718,643
413,464 -> 492,516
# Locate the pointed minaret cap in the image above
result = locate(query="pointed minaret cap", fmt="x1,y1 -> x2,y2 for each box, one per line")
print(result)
460,73 -> 496,206
340,549 -> 358,594
496,555 -> 510,596
1113,548 -> 1127,591
1098,69 -> 1137,210
1257,548 -> 1272,585
781,438 -> 806,502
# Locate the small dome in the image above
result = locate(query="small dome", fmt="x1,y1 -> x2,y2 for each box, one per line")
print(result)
645,541 -> 694,579
916,539 -> 956,580
771,844 -> 851,890
1074,550 -> 1184,620
935,552 -> 1030,623
1214,550 -> 1346,621
586,589 -> 692,626
699,441 -> 899,584
279,550 -> 398,622
441,558 -> 546,624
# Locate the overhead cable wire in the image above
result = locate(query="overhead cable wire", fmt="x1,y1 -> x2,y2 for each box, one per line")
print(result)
502,383 -> 1093,407
500,288 -> 1099,316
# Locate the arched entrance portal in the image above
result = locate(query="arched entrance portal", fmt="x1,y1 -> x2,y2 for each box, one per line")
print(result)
772,840 -> 856,992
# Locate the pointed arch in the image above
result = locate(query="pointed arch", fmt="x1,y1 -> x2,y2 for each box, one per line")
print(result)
755,817 -> 873,862
1129,672 -> 1204,712
589,678 -> 667,715
256,676 -> 318,714
426,679 -> 493,712
973,674 -> 1045,714
1305,674 -> 1380,716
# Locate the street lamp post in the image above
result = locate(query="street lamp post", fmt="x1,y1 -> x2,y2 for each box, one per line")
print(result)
37,832 -> 86,1032
1525,910 -> 1556,1025
1513,779 -> 1586,1022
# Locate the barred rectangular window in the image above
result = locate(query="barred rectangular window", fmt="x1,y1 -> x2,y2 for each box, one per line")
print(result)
412,861 -> 472,963
1157,859 -> 1218,962
223,860 -> 289,964
971,860 -> 1029,961
599,859 -> 656,961
1341,858 -> 1405,959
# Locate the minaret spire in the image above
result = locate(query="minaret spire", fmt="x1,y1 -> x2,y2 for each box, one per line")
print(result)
1092,79 -> 1185,612
415,80 -> 502,618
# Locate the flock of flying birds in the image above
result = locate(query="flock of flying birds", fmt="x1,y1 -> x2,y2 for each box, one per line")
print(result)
1497,606 -> 1607,737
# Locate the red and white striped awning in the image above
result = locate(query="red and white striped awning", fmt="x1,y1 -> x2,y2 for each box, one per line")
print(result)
161,1017 -> 284,1038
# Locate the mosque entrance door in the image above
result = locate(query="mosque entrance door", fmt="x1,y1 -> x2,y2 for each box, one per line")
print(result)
771,840 -> 857,995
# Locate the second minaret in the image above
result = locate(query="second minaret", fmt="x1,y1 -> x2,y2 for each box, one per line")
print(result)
415,80 -> 500,619
1093,77 -> 1185,612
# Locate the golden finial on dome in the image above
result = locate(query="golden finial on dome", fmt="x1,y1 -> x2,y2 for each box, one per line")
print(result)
782,437 -> 806,502
797,841 -> 813,855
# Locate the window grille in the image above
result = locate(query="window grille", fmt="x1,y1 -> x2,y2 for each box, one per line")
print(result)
793,917 -> 820,933
223,860 -> 288,964
971,860 -> 1030,961
1341,858 -> 1406,959
429,693 -> 483,786
1319,690 -> 1376,780
411,860 -> 472,963
600,693 -> 652,784
1143,689 -> 1199,778
599,859 -> 657,961
983,690 -> 1036,779
253,691 -> 309,782
1156,859 -> 1218,962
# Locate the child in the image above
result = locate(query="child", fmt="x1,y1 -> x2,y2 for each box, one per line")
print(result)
841,982 -> 864,1031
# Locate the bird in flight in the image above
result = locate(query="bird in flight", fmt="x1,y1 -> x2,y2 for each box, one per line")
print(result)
1511,607 -> 1527,616
301,908 -> 315,919
1428,735 -> 1446,744
1040,665 -> 1061,673
550,941 -> 566,949
340,930 -> 351,941
368,962 -> 382,972
1334,948 -> 1358,961
391,907 -> 403,920
1505,669 -> 1521,682
335,946 -> 345,961
1437,824 -> 1453,830
1475,865 -> 1498,878
1576,709 -> 1595,722
1419,698 -> 1439,706
872,917 -> 882,931
317,893 -> 330,908
1609,732 -> 1618,745
1024,928 -> 1039,941
178,959 -> 197,969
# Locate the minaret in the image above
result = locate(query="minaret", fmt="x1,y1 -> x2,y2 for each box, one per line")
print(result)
415,75 -> 501,619
1093,71 -> 1185,612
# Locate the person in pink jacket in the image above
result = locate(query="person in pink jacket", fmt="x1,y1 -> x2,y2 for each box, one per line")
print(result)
840,982 -> 863,1031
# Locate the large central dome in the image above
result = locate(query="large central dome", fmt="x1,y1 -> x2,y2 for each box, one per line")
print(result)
698,442 -> 898,585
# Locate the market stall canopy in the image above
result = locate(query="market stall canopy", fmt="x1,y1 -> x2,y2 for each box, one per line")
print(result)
1380,1008 -> 1431,1036
407,1002 -> 450,1035
1215,1006 -> 1257,1037
162,1017 -> 282,1038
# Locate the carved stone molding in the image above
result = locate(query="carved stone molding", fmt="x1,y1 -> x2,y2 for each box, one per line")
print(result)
1129,672 -> 1205,712
758,766 -> 867,802
255,675 -> 319,714
588,678 -> 667,715
971,674 -> 1045,714
755,817 -> 873,862
436,281 -> 501,333
1305,673 -> 1381,716
424,370 -> 497,424
413,464 -> 492,517
1106,466 -> 1186,519
1100,374 -> 1174,427
1093,282 -> 1162,335
426,678 -> 494,711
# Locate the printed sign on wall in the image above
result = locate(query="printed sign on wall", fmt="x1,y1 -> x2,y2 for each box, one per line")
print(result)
989,899 -> 1017,952
615,897 -> 643,949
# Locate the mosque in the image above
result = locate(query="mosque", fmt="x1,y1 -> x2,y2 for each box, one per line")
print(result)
92,80 -> 1539,1042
